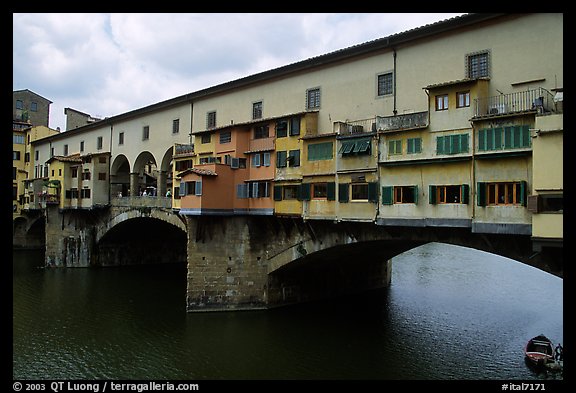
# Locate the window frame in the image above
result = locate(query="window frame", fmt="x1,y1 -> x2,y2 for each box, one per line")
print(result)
306,87 -> 321,110
252,101 -> 263,120
456,91 -> 470,108
377,72 -> 394,97
435,94 -> 449,111
206,111 -> 217,129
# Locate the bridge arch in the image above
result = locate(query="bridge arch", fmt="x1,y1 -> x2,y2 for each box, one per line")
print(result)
96,207 -> 186,244
110,154 -> 131,197
95,208 -> 187,266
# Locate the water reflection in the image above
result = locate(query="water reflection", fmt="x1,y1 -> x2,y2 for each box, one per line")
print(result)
13,243 -> 562,380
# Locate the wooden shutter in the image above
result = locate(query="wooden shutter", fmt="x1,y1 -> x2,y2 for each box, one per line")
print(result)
429,185 -> 437,204
326,182 -> 336,201
299,183 -> 311,201
368,182 -> 378,203
381,186 -> 393,205
461,184 -> 470,204
338,183 -> 349,203
477,182 -> 486,206
273,185 -> 282,201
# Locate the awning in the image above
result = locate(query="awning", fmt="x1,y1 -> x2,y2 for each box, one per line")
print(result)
339,138 -> 371,155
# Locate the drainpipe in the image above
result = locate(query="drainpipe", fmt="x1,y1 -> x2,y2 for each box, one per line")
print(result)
393,48 -> 398,116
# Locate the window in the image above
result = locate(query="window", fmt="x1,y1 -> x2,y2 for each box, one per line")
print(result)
377,72 -> 393,96
388,140 -> 402,155
429,185 -> 469,204
64,144 -> 68,156
180,181 -> 202,196
13,134 -> 25,144
457,91 -> 470,108
99,156 -> 107,164
16,100 -> 23,109
118,132 -> 124,145
201,134 -> 211,144
276,120 -> 288,138
251,152 -> 270,167
80,141 -> 84,152
478,126 -> 530,151
35,151 -> 39,161
287,150 -> 300,167
31,102 -> 38,112
98,172 -> 107,181
253,101 -> 263,120
435,94 -> 449,111
436,134 -> 469,155
97,137 -> 103,150
82,171 -> 91,181
312,183 -> 328,199
254,125 -> 269,139
13,151 -> 21,161
290,117 -> 301,136
477,181 -> 527,206
284,185 -> 299,200
277,151 -> 287,168
381,185 -> 418,205
142,126 -> 150,141
351,183 -> 369,201
80,189 -> 91,199
207,111 -> 216,129
71,168 -> 78,178
467,51 -> 489,79
407,138 -> 422,154
307,142 -> 333,161
238,182 -> 270,198
172,119 -> 180,134
306,88 -> 321,109
220,131 -> 231,144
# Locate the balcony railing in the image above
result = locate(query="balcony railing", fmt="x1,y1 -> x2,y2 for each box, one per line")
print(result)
248,136 -> 275,152
334,118 -> 376,135
111,196 -> 172,208
376,111 -> 428,132
473,87 -> 556,118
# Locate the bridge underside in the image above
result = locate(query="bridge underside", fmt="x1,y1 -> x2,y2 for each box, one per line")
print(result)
184,216 -> 562,312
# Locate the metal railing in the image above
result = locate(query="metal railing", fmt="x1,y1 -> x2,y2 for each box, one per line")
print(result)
474,87 -> 556,118
376,111 -> 428,132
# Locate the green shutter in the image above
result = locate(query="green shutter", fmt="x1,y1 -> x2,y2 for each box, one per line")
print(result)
521,125 -> 531,147
520,181 -> 527,206
478,129 -> 486,151
461,134 -> 469,152
477,182 -> 486,206
381,186 -> 393,205
461,184 -> 470,204
436,136 -> 445,154
494,127 -> 502,150
338,183 -> 349,203
429,185 -> 437,204
299,183 -> 311,201
504,126 -> 513,149
326,182 -> 336,201
413,185 -> 418,204
368,182 -> 378,203
274,185 -> 283,201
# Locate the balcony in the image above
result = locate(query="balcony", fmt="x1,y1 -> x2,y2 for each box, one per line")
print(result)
473,87 -> 557,119
334,118 -> 376,135
376,111 -> 428,132
111,195 -> 172,209
248,136 -> 274,153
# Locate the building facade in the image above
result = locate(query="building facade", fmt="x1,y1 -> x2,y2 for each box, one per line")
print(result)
22,13 -> 563,255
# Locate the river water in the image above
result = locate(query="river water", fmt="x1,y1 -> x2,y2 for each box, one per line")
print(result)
13,242 -> 563,381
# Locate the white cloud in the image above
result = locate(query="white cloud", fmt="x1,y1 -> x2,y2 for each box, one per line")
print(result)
13,13 -> 464,131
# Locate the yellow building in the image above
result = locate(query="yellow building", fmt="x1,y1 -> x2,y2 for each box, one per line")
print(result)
14,124 -> 60,216
529,98 -> 563,250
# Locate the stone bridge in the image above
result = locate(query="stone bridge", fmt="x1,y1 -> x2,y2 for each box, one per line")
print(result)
21,206 -> 562,312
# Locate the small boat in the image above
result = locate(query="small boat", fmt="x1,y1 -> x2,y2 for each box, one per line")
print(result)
525,334 -> 554,367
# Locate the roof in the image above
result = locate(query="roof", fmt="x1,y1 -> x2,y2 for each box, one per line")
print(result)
13,89 -> 53,104
34,13 -> 509,142
178,168 -> 218,177
424,77 -> 490,90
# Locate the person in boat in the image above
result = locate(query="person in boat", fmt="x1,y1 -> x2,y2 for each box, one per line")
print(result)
555,343 -> 563,361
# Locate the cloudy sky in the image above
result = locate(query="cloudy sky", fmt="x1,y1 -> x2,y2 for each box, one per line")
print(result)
13,13 -> 465,132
